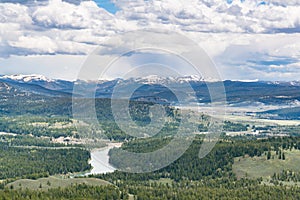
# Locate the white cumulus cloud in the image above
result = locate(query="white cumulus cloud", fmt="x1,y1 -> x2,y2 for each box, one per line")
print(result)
0,0 -> 300,80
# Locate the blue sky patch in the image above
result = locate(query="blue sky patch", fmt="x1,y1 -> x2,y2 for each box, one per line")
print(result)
93,0 -> 118,14
257,1 -> 267,6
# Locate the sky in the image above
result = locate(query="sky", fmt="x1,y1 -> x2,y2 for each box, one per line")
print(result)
0,0 -> 300,81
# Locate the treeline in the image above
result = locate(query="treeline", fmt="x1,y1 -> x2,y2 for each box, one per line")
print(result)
0,97 -> 180,140
223,120 -> 248,132
0,95 -> 73,117
118,137 -> 172,153
4,177 -> 300,200
0,135 -> 78,147
270,136 -> 300,151
92,136 -> 300,199
108,136 -> 300,182
98,100 -> 179,141
0,117 -> 76,138
93,174 -> 300,200
272,170 -> 300,183
108,136 -> 269,181
128,183 -> 300,200
0,93 -> 175,123
0,184 -> 127,200
0,144 -> 91,179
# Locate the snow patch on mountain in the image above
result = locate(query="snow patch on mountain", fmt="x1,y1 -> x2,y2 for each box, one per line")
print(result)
125,75 -> 208,84
1,74 -> 55,83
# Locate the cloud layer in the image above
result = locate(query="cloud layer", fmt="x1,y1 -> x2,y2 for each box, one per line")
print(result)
0,0 -> 300,80
1,0 -> 300,56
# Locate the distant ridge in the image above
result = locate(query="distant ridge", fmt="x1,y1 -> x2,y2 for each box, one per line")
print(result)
1,74 -> 300,106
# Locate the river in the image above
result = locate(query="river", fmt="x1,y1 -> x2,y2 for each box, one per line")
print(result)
86,143 -> 122,175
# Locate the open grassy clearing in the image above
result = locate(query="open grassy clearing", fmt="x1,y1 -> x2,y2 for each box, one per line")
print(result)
219,115 -> 300,126
6,176 -> 111,190
233,149 -> 300,180
181,106 -> 300,126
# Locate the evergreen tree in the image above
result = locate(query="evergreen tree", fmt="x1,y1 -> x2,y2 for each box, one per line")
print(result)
267,151 -> 271,160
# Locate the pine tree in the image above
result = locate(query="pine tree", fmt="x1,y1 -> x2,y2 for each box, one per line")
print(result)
267,151 -> 271,160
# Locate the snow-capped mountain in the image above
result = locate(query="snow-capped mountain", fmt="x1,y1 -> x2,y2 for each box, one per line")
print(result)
0,74 -> 73,97
127,75 -> 204,85
266,80 -> 300,86
1,74 -> 300,120
3,74 -> 300,86
289,81 -> 300,86
98,75 -> 219,85
176,75 -> 203,83
131,75 -> 173,84
1,74 -> 54,83
1,74 -> 300,106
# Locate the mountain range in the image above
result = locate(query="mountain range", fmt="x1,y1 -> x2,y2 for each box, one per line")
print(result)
1,74 -> 300,107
